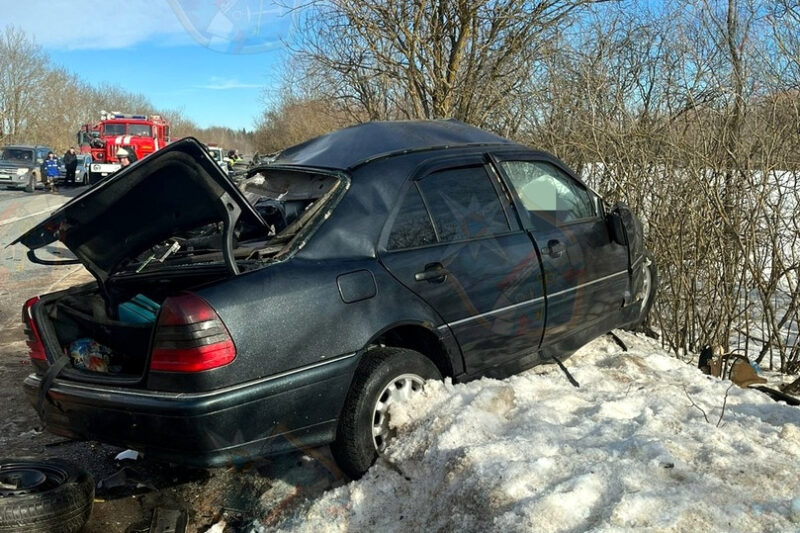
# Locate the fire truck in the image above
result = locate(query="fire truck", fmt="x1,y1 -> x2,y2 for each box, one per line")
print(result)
78,111 -> 170,184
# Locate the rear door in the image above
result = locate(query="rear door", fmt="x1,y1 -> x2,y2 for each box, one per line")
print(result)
492,156 -> 630,349
378,157 -> 546,376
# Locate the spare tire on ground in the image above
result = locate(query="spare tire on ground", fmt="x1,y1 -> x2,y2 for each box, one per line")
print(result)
0,458 -> 94,533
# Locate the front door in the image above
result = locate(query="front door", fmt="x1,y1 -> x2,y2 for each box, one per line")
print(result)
493,158 -> 631,350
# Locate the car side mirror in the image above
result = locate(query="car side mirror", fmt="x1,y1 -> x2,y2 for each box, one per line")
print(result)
607,203 -> 633,246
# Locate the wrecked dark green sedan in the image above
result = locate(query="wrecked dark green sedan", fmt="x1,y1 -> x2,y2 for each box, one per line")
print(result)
16,121 -> 655,477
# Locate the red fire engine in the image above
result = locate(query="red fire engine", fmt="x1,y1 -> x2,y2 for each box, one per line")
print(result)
78,111 -> 170,184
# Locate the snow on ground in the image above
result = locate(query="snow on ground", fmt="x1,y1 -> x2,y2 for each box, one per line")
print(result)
268,331 -> 800,533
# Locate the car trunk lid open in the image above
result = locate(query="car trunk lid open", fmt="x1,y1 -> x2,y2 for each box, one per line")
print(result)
10,137 -> 270,283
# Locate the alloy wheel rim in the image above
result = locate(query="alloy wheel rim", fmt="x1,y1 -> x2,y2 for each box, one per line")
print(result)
371,373 -> 425,452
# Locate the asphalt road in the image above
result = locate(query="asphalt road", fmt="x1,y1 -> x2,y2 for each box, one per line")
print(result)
0,186 -> 83,344
0,186 -> 342,532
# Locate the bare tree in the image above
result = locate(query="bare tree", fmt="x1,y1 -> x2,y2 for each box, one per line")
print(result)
0,26 -> 47,142
292,0 -> 590,128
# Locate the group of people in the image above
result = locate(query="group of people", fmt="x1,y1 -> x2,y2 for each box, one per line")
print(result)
39,146 -> 134,193
40,147 -> 80,193
37,144 -> 230,193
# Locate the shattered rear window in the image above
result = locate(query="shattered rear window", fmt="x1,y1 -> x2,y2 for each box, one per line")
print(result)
121,169 -> 344,274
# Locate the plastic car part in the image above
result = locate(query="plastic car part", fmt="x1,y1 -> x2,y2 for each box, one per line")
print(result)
331,347 -> 441,478
150,292 -> 236,372
636,252 -> 658,327
0,458 -> 94,533
23,297 -> 46,361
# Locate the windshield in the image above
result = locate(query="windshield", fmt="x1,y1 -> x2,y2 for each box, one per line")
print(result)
103,124 -> 126,136
121,169 -> 345,275
0,148 -> 34,162
129,124 -> 152,136
208,148 -> 222,161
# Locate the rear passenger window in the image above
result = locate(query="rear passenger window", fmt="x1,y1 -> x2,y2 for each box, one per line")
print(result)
418,166 -> 509,242
387,186 -> 437,250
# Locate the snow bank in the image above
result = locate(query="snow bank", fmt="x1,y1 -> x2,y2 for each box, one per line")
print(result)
272,331 -> 800,532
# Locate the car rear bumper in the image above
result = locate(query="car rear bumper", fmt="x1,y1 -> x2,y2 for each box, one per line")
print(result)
24,353 -> 359,467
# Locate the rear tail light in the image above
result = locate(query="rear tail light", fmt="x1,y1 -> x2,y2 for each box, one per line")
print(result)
150,293 -> 236,372
23,296 -> 46,361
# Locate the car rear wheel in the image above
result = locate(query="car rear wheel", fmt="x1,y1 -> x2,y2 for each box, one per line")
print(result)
0,458 -> 94,533
331,347 -> 441,479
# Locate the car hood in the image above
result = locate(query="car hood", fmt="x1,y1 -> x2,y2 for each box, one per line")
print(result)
11,137 -> 268,281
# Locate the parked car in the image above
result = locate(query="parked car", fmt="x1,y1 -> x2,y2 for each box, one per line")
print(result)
0,144 -> 53,191
57,153 -> 92,185
15,121 -> 656,478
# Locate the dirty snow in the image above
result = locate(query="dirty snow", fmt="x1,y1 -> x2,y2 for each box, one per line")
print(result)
269,331 -> 800,532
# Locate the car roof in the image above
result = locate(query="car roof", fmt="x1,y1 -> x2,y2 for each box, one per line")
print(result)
272,120 -> 522,170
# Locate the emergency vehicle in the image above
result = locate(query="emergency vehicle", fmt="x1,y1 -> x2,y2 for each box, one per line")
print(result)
78,112 -> 170,183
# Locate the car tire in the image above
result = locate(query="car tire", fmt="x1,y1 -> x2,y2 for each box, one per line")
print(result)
0,458 -> 94,533
635,251 -> 658,327
331,347 -> 441,479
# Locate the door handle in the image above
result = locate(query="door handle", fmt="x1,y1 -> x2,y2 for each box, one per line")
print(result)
414,262 -> 447,283
542,239 -> 565,258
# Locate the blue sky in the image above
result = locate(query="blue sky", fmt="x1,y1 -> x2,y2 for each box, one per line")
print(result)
4,0 -> 297,131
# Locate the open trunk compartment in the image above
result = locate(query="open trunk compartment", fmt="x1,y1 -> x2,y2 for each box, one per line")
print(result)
37,268 -> 231,382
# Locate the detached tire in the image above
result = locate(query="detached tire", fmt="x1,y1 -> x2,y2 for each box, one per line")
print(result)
331,347 -> 441,479
0,459 -> 94,533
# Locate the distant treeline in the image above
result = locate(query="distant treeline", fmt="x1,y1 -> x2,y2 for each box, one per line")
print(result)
0,26 -> 254,153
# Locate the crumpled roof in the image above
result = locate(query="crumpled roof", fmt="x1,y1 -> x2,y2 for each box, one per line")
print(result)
272,120 -> 518,170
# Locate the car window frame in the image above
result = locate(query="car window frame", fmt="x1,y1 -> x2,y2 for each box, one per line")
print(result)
379,154 -> 523,253
489,151 -> 601,230
383,180 -> 439,251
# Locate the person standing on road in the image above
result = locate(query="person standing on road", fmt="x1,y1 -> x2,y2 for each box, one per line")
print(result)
63,147 -> 78,186
43,152 -> 59,193
226,149 -> 243,171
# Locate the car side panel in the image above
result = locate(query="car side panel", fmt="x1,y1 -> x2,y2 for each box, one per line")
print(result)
145,258 -> 457,392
